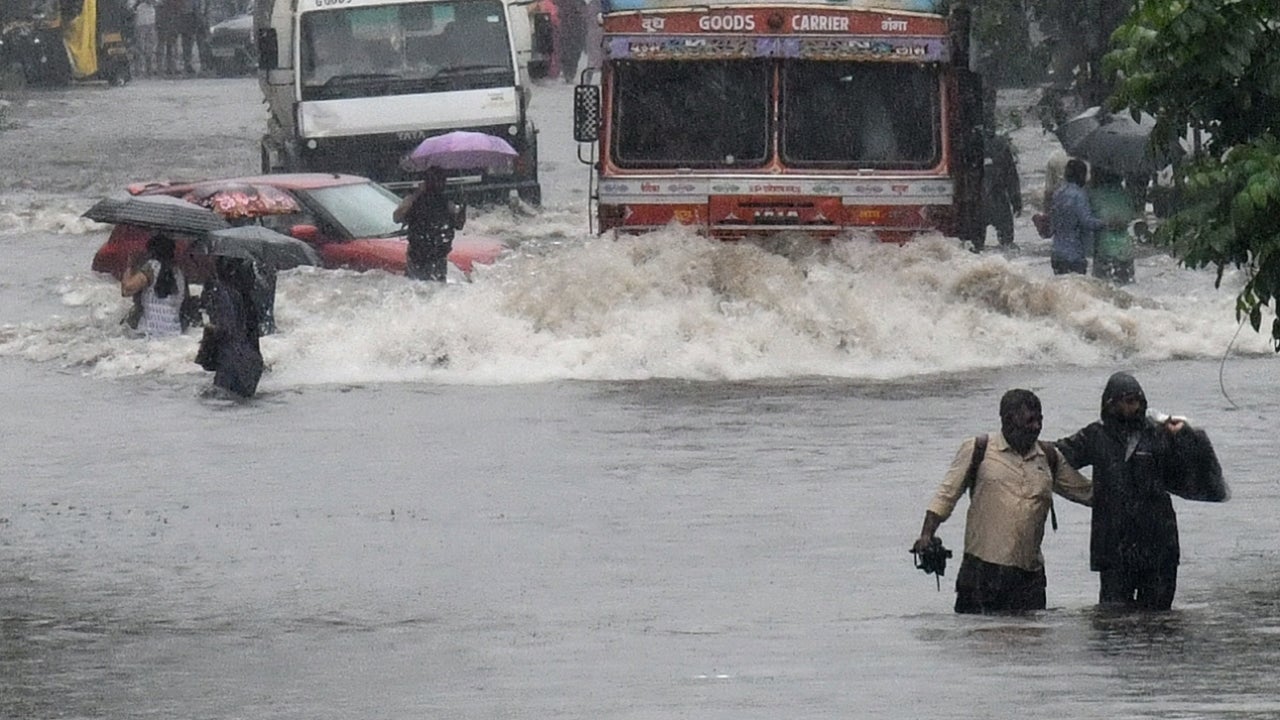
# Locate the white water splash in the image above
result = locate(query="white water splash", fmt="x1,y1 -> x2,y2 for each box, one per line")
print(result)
1,226 -> 1271,387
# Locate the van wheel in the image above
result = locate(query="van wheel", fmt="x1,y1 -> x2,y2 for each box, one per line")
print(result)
517,185 -> 542,206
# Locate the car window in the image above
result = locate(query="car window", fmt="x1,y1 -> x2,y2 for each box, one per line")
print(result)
300,182 -> 404,238
260,209 -> 320,235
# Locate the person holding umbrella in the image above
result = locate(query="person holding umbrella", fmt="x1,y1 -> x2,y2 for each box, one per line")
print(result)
395,131 -> 514,281
191,223 -> 322,336
393,168 -> 465,282
1049,158 -> 1108,275
1087,168 -> 1138,284
120,234 -> 192,338
196,256 -> 264,398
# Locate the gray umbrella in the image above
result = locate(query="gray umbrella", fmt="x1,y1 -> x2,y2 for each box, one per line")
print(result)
82,194 -> 231,234
1055,107 -> 1180,175
192,225 -> 322,271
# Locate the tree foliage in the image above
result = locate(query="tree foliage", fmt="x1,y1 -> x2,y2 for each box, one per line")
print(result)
1107,0 -> 1280,349
1026,0 -> 1133,104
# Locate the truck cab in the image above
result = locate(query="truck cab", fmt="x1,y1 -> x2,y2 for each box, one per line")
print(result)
255,0 -> 542,204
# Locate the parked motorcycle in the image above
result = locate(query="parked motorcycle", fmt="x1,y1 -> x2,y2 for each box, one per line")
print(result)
0,0 -> 131,88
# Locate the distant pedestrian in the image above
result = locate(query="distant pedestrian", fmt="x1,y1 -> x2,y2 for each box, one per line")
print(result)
1087,168 -> 1137,284
189,0 -> 213,74
166,0 -> 200,74
553,0 -> 585,83
978,130 -> 1022,251
156,0 -> 179,74
583,0 -> 602,69
131,0 -> 158,76
1049,158 -> 1106,275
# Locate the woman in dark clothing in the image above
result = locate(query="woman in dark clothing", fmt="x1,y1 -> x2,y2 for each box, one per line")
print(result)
1056,372 -> 1228,610
197,257 -> 264,398
393,168 -> 464,282
553,0 -> 585,83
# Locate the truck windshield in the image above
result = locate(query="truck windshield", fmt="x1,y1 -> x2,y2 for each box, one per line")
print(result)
299,0 -> 513,99
781,62 -> 941,169
610,60 -> 770,169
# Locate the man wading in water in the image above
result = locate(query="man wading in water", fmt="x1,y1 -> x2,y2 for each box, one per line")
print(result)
912,389 -> 1092,613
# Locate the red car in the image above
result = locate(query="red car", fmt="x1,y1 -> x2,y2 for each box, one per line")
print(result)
91,173 -> 505,280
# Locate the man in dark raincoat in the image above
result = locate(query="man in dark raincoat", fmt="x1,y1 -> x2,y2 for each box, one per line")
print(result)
1056,372 -> 1228,610
978,130 -> 1022,252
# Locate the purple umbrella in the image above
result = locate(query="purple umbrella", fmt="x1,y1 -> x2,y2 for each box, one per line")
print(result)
401,131 -> 519,172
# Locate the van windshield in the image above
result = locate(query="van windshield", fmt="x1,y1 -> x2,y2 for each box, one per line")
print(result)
299,0 -> 513,99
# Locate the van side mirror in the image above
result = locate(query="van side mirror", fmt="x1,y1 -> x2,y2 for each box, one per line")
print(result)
256,28 -> 278,71
573,84 -> 600,143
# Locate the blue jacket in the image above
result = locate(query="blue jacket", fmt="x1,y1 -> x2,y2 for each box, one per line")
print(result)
1050,182 -> 1105,264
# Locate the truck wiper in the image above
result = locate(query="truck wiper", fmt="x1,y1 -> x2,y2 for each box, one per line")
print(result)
320,72 -> 400,88
435,64 -> 509,76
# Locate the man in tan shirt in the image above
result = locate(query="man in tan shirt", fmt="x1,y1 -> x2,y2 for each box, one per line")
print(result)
912,389 -> 1092,613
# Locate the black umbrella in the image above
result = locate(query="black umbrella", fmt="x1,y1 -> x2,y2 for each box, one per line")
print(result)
83,194 -> 231,234
1055,107 -> 1180,175
192,225 -> 322,271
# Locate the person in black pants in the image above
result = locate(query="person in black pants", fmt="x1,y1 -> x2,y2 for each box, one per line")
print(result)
978,131 -> 1022,251
1055,372 -> 1229,610
553,0 -> 585,83
393,169 -> 465,282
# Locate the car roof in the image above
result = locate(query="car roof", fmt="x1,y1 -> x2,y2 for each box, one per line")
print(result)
127,173 -> 373,196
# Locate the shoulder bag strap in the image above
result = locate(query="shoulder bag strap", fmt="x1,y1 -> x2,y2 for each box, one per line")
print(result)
963,434 -> 988,496
1039,440 -> 1059,532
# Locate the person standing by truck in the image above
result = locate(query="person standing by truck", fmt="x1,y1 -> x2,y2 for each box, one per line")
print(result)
553,0 -> 584,83
978,129 -> 1022,252
393,169 -> 466,282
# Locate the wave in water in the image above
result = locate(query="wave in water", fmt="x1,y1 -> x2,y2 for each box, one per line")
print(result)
0,227 -> 1272,387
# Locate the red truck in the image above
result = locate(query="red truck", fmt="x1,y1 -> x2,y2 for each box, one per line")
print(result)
572,0 -> 984,244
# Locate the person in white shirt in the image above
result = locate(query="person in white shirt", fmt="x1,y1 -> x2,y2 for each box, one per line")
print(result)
121,234 -> 188,338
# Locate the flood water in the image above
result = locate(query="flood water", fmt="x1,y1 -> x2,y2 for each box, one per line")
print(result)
1,78 -> 1279,719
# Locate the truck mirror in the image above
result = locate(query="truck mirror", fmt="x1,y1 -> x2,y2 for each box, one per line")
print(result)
573,85 -> 600,143
256,28 -> 278,71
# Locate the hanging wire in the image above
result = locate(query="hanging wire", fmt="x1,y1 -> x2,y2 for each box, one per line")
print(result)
1218,312 -> 1246,411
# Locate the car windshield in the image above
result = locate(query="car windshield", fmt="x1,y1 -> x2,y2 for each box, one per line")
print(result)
299,0 -> 513,98
303,181 -> 405,238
